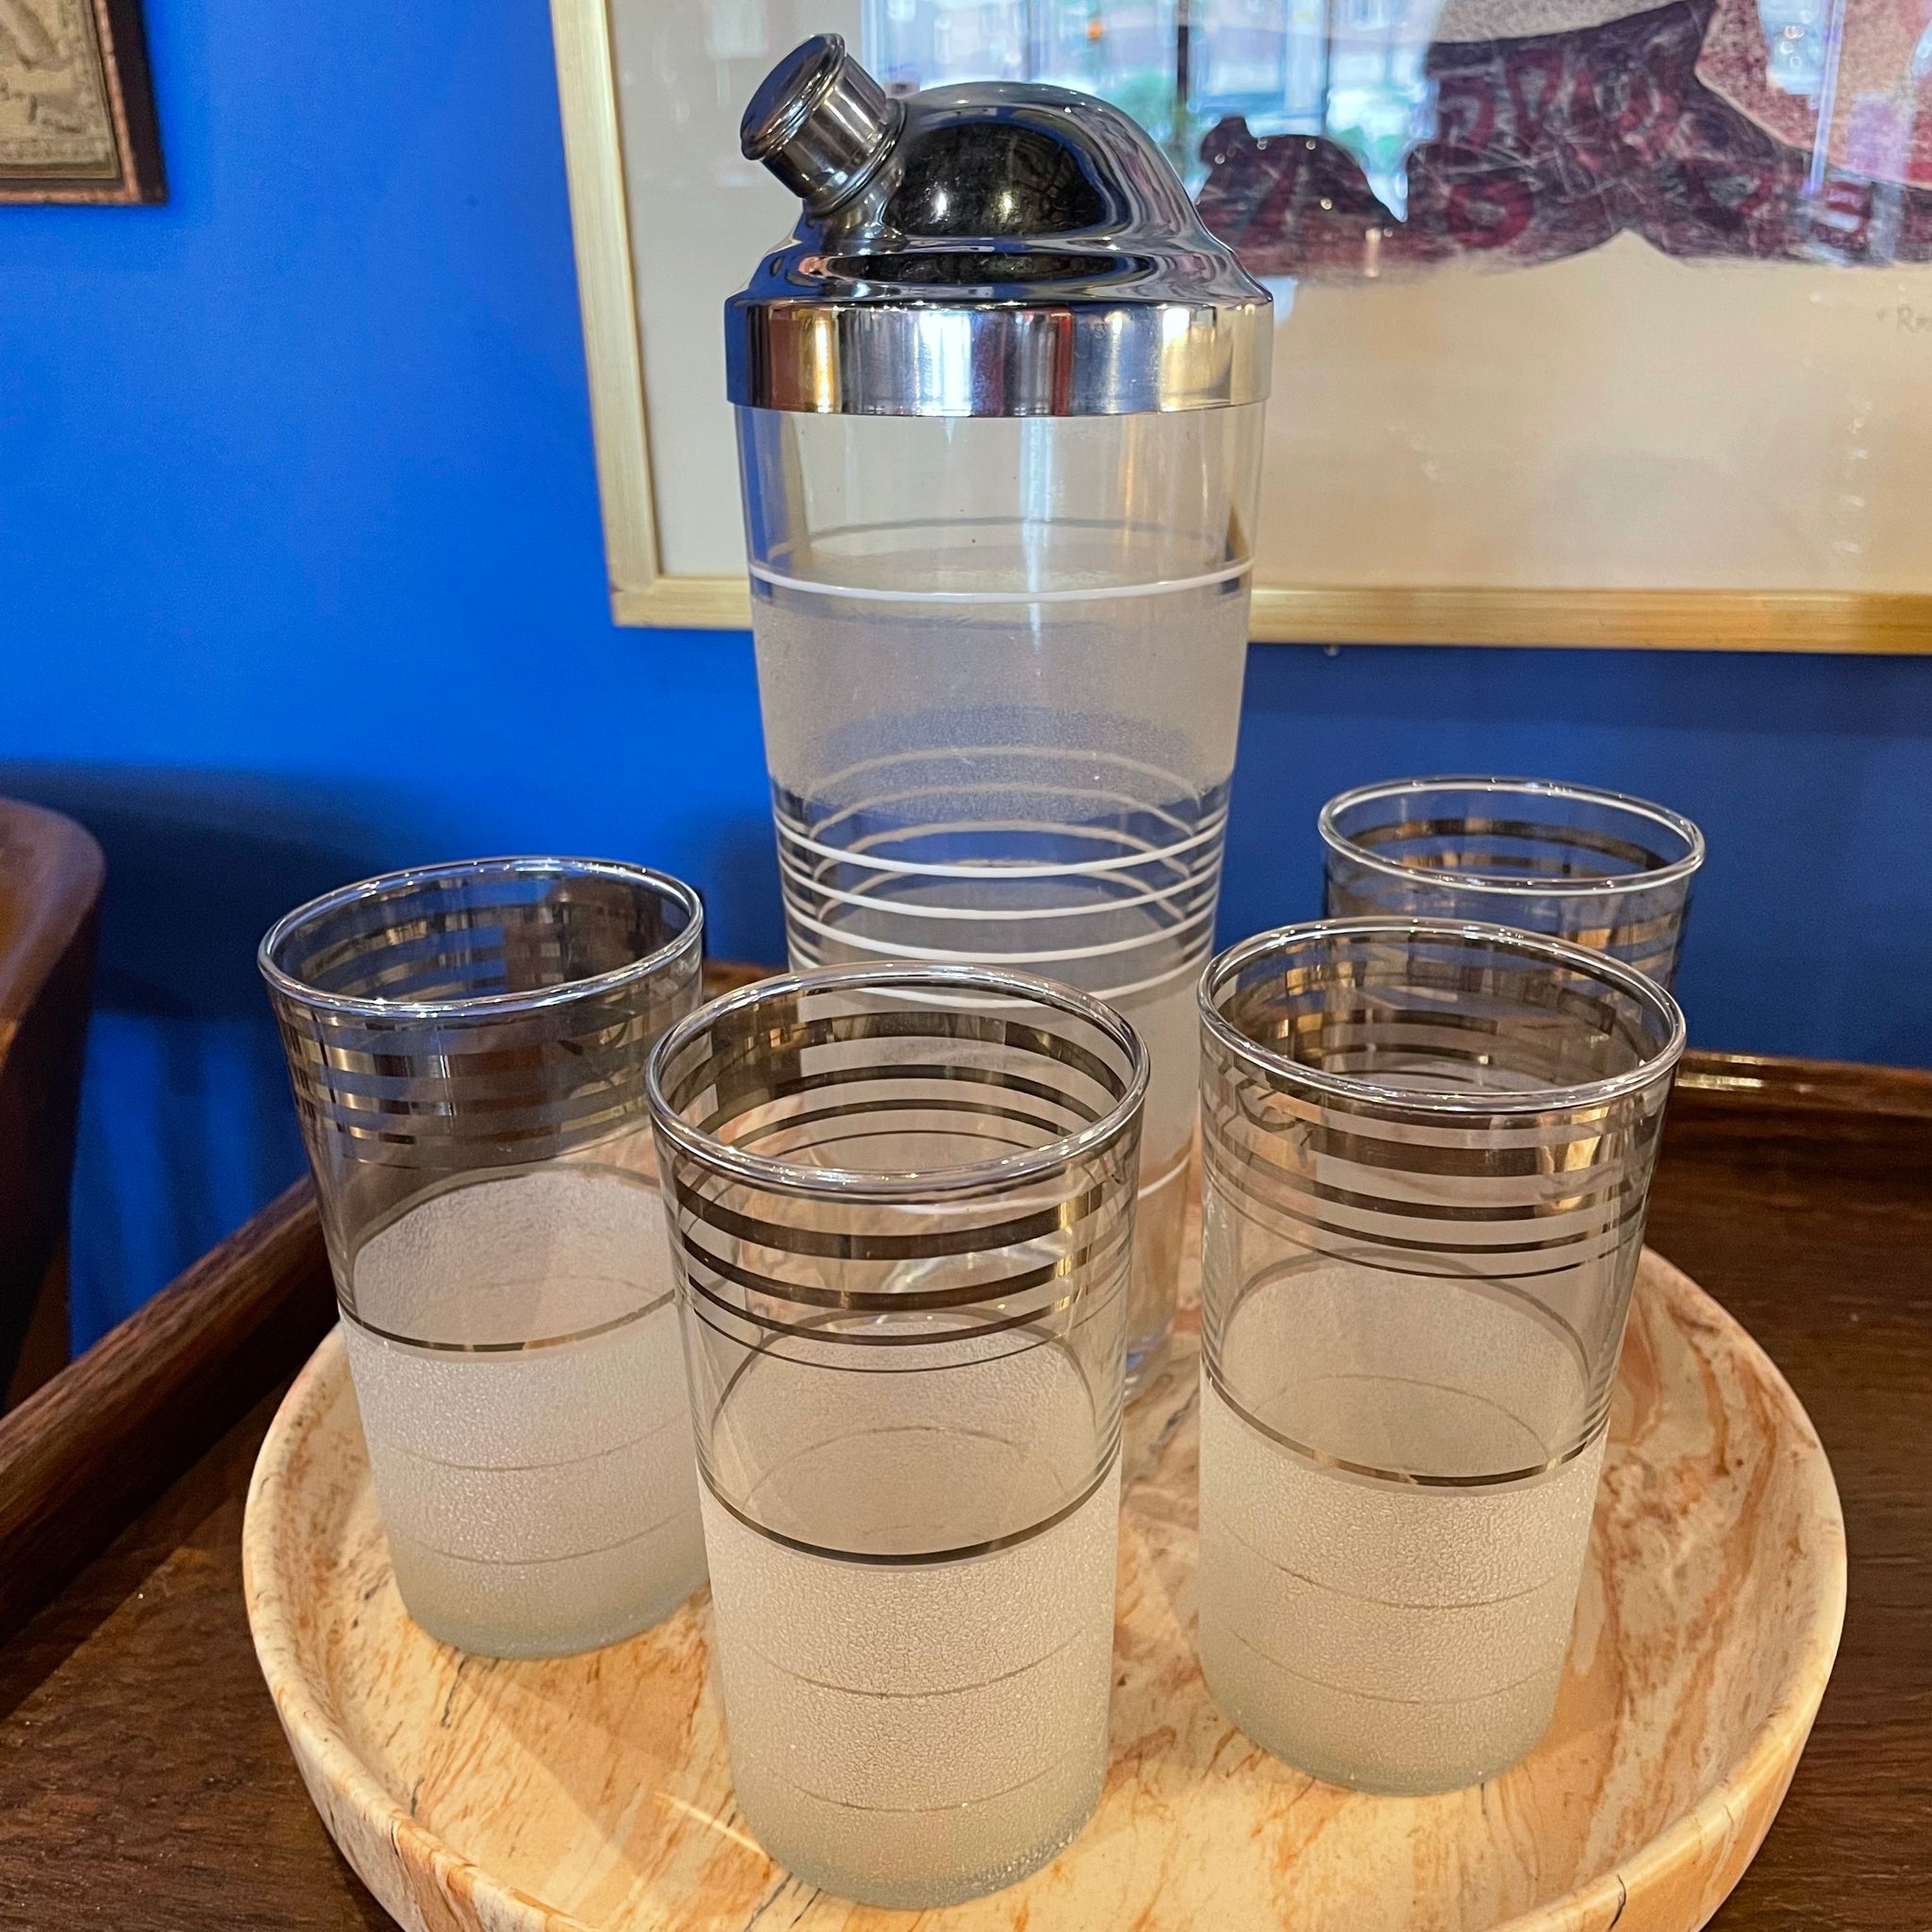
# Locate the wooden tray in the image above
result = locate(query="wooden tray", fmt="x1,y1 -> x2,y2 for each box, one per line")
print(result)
242,1242 -> 1844,1932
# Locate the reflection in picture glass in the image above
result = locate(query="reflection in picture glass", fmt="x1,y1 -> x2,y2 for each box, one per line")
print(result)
862,0 -> 1932,275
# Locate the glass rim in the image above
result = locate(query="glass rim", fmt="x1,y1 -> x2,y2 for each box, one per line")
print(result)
258,856 -> 704,1022
1198,916 -> 1688,1116
645,960 -> 1150,1201
1318,775 -> 1707,896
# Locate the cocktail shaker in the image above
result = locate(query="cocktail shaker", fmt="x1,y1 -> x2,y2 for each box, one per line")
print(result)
727,35 -> 1270,1387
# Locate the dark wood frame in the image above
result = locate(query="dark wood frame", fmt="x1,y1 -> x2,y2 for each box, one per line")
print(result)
0,0 -> 165,206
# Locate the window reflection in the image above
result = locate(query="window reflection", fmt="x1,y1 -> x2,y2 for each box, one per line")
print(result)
863,0 -> 1448,212
861,0 -> 1932,274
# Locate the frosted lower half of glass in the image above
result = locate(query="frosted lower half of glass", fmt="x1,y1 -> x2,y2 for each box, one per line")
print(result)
698,1339 -> 1121,1907
1198,1264 -> 1608,1793
703,1467 -> 1119,1908
343,1168 -> 705,1657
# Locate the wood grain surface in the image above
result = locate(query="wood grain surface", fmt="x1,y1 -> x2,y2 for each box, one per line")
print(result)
0,1041 -> 1925,1932
0,1180 -> 331,1652
242,1246 -> 1844,1932
1641,1060 -> 1932,1929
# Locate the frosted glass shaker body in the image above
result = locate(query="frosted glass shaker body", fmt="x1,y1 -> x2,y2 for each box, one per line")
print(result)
739,406 -> 1262,1382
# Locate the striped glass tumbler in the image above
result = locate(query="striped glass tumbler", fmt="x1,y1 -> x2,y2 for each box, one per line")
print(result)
647,963 -> 1146,1908
1195,919 -> 1684,1793
260,858 -> 707,1658
1320,777 -> 1705,988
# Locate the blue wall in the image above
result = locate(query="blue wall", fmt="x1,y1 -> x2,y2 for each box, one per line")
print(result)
3,1 -> 1927,1346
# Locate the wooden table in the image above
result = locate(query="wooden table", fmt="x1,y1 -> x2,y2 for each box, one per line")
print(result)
2,1042 -> 1927,1931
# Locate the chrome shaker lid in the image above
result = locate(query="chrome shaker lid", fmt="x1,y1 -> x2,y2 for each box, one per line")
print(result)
726,34 -> 1271,417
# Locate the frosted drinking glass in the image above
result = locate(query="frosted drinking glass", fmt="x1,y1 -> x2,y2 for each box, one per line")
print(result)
1195,919 -> 1684,1793
647,963 -> 1146,1907
260,858 -> 707,1657
1320,776 -> 1705,989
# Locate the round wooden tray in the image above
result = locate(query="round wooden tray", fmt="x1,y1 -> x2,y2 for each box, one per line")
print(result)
243,1242 -> 1844,1932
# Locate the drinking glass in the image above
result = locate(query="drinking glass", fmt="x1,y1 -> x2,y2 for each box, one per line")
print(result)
1195,918 -> 1684,1794
647,963 -> 1146,1908
1320,776 -> 1705,987
259,857 -> 707,1658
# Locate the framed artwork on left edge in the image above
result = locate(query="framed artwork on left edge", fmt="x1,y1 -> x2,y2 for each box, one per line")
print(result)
549,0 -> 1932,652
0,0 -> 163,205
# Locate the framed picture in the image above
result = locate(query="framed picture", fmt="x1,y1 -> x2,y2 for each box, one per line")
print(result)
0,0 -> 163,205
550,0 -> 1932,649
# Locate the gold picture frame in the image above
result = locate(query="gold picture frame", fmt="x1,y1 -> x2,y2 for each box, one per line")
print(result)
548,0 -> 1932,654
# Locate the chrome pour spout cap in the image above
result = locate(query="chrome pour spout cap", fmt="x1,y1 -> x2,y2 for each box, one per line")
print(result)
740,33 -> 904,214
726,34 -> 1271,419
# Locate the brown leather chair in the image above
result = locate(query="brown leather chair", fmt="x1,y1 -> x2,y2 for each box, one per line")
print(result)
0,800 -> 103,1409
